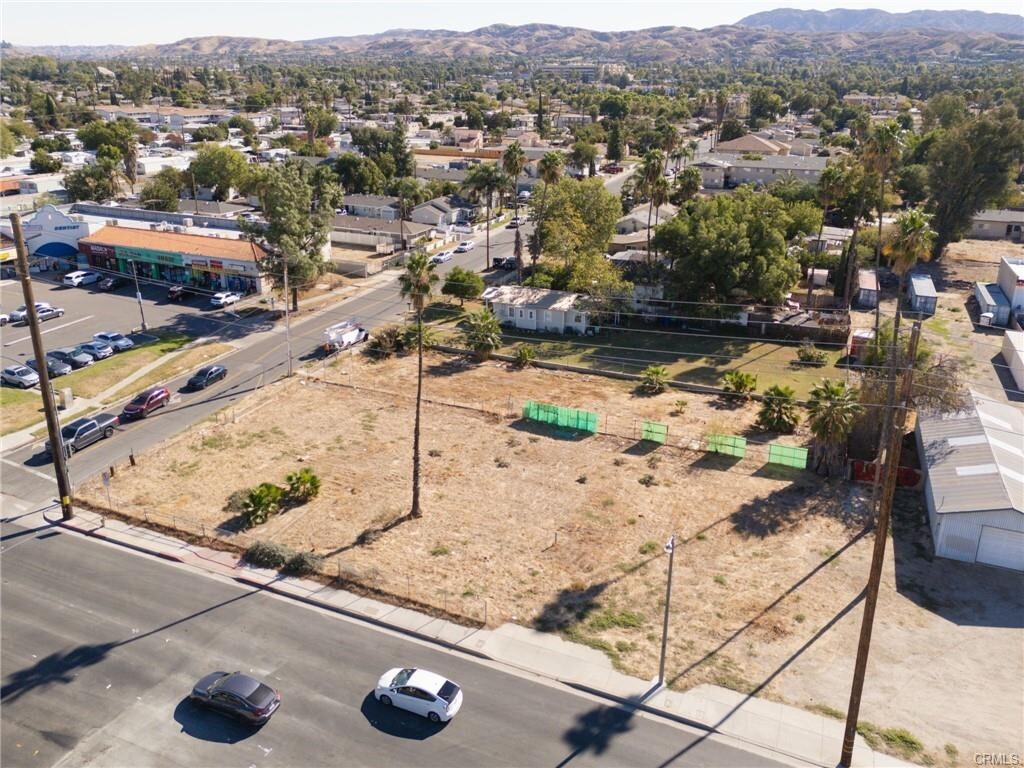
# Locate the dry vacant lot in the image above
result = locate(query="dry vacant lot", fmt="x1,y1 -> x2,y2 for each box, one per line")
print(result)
81,324 -> 1022,765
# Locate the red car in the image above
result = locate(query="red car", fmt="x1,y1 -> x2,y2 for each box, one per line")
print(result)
121,386 -> 171,420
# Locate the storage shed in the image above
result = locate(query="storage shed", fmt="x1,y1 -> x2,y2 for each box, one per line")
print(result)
907,274 -> 937,316
1002,330 -> 1024,391
856,269 -> 878,309
916,392 -> 1024,572
974,282 -> 1011,327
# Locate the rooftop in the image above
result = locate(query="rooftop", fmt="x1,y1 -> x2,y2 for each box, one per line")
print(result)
482,285 -> 582,312
79,225 -> 265,262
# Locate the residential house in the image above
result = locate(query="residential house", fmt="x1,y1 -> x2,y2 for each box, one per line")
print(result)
410,197 -> 459,228
916,391 -> 1024,571
332,215 -> 433,249
616,203 -> 677,235
720,154 -> 830,188
804,225 -> 854,254
553,113 -> 591,130
342,194 -> 400,220
714,134 -> 790,156
452,128 -> 484,150
692,157 -> 730,189
970,210 -> 1024,242
482,285 -> 590,334
18,174 -> 66,197
842,92 -> 902,111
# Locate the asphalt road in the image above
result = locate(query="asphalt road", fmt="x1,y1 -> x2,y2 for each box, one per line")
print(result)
1,521 -> 786,768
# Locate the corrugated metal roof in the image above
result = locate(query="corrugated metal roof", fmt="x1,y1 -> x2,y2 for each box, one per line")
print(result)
918,392 -> 1024,515
909,274 -> 937,298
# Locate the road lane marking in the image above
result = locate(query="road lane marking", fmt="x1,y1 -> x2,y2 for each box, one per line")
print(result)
1,458 -> 57,484
3,315 -> 95,346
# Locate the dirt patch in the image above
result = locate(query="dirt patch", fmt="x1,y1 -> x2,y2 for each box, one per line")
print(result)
78,350 -> 1024,762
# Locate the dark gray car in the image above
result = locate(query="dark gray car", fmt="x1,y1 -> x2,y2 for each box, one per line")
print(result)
189,671 -> 281,724
27,354 -> 73,378
49,347 -> 94,369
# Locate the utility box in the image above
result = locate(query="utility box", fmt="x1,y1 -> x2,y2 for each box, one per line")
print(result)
59,388 -> 73,409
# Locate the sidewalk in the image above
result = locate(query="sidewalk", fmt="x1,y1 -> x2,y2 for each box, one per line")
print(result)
33,505 -> 912,768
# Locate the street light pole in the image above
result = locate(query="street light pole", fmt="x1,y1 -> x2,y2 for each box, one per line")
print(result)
128,259 -> 148,331
283,255 -> 292,377
658,534 -> 676,685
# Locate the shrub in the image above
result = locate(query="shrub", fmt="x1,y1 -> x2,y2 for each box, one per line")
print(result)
244,541 -> 293,569
638,474 -> 658,487
461,309 -> 503,361
242,482 -> 284,527
282,551 -> 324,576
639,364 -> 669,394
430,545 -> 451,556
223,488 -> 249,515
514,345 -> 537,369
796,341 -> 828,366
721,370 -> 757,399
638,541 -> 658,555
671,398 -> 688,415
367,325 -> 405,358
757,384 -> 800,433
285,467 -> 321,503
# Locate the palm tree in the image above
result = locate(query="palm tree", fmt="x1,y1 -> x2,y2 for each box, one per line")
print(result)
808,163 -> 848,303
531,151 -> 564,271
807,379 -> 863,477
884,207 -> 936,336
863,121 -> 904,335
398,252 -> 439,519
658,123 -> 679,172
502,142 -> 527,281
462,163 -> 509,270
639,149 -> 667,259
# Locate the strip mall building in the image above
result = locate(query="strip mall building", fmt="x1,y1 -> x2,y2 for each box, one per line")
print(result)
78,225 -> 267,295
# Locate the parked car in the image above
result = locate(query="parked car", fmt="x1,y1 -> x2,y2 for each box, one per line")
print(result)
168,285 -> 190,302
26,354 -> 73,378
189,671 -> 281,725
97,276 -> 125,291
429,251 -> 454,264
93,331 -> 134,352
187,365 -> 228,390
601,164 -> 623,174
2,365 -> 40,389
374,668 -> 463,723
494,256 -> 518,270
45,414 -> 119,456
76,340 -> 114,361
506,219 -> 521,229
0,310 -> 8,326
210,291 -> 241,307
10,303 -> 64,324
121,386 -> 171,420
63,270 -> 100,287
454,240 -> 475,253
49,347 -> 94,369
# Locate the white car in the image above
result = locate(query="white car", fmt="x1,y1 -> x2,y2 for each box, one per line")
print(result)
374,667 -> 463,723
63,270 -> 100,287
429,251 -> 454,264
210,292 -> 241,307
93,331 -> 135,352
454,240 -> 475,253
2,365 -> 40,389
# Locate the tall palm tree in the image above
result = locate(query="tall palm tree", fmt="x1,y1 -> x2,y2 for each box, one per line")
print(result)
462,163 -> 509,270
884,207 -> 936,336
502,142 -> 527,281
807,379 -> 863,477
398,252 -> 439,519
639,149 -> 667,258
863,121 -> 904,336
532,151 -> 564,271
659,123 -> 679,172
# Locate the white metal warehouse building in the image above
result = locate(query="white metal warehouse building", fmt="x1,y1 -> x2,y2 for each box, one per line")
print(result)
916,393 -> 1024,571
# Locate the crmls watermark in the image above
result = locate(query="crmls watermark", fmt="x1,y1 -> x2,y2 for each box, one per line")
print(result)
975,755 -> 1022,766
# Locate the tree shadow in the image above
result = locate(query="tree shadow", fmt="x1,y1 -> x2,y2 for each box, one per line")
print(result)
731,482 -> 870,538
426,357 -> 476,377
172,697 -> 265,743
533,580 -> 612,632
556,696 -> 639,767
359,692 -> 448,740
891,489 -> 1024,628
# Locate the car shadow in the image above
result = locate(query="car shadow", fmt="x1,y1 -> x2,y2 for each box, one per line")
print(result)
359,692 -> 448,740
172,697 -> 265,743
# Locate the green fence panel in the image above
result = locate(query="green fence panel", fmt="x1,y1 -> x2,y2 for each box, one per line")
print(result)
768,444 -> 808,469
522,400 -> 535,419
642,420 -> 668,444
706,434 -> 747,458
522,400 -> 599,434
583,411 -> 598,434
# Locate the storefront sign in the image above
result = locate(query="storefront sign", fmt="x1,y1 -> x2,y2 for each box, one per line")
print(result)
184,257 -> 208,268
80,242 -> 114,257
116,246 -> 182,267
209,259 -> 223,271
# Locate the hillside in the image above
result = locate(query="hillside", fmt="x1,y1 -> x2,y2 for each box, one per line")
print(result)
738,8 -> 1024,35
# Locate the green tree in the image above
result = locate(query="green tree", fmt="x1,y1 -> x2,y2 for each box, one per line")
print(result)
895,163 -> 929,207
462,162 -> 509,270
807,379 -> 862,477
190,124 -> 229,143
461,309 -> 503,361
530,151 -> 565,268
63,161 -> 119,203
441,266 -> 484,306
638,149 -> 667,258
0,123 -> 16,158
757,385 -> 800,433
303,105 -> 337,146
30,150 -> 62,173
785,200 -> 823,240
285,467 -> 321,503
862,120 -> 904,330
748,87 -> 785,129
390,123 -> 414,178
398,252 -> 439,519
606,120 -> 623,163
719,118 -> 746,142
884,208 -> 936,345
333,152 -> 386,195
569,140 -> 598,177
540,177 -> 621,266
189,144 -> 250,201
139,167 -> 183,211
669,166 -> 703,205
927,106 -> 1024,258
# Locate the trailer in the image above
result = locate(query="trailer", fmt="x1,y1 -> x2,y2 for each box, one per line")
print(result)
323,319 -> 368,353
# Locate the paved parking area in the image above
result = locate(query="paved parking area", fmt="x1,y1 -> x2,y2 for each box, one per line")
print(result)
1,273 -> 227,366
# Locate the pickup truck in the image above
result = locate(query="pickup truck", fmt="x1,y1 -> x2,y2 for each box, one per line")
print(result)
45,413 -> 119,457
494,256 -> 518,270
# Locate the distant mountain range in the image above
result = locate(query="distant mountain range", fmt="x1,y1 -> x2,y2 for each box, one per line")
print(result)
4,10 -> 1022,63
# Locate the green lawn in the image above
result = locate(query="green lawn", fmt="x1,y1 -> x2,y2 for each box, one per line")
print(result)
0,386 -> 47,435
494,325 -> 846,399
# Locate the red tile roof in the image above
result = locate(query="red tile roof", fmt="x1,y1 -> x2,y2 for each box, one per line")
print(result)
79,226 -> 266,262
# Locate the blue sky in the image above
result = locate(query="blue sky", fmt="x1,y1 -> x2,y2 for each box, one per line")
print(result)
3,0 -> 1022,47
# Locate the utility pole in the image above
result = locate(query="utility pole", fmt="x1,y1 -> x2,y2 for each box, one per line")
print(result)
9,213 -> 74,520
658,534 -> 676,686
840,320 -> 922,767
128,259 -> 148,331
283,255 -> 292,377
